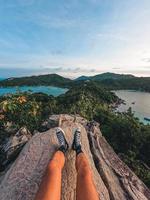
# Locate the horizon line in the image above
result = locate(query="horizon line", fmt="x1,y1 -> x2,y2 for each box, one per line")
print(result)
1,71 -> 150,80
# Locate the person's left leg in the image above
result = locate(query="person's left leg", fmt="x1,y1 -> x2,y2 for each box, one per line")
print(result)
76,152 -> 99,200
72,128 -> 99,200
34,128 -> 69,200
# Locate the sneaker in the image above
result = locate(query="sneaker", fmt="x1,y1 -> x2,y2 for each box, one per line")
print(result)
72,128 -> 82,151
56,127 -> 69,152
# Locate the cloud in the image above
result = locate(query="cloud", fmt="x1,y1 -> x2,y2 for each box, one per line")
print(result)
112,67 -> 121,70
0,67 -> 42,78
142,58 -> 150,63
1,1 -> 81,30
43,66 -> 103,74
0,64 -> 150,79
36,16 -> 76,29
43,67 -> 63,72
90,69 -> 96,72
96,33 -> 129,42
0,65 -> 103,79
1,0 -> 150,79
30,13 -> 91,30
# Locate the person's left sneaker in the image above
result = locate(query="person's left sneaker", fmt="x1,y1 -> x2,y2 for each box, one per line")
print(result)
56,127 -> 69,154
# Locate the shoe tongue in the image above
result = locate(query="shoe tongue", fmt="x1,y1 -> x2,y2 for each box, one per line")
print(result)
76,130 -> 81,133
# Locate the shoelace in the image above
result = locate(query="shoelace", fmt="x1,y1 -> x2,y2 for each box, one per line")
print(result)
75,131 -> 81,146
56,131 -> 65,145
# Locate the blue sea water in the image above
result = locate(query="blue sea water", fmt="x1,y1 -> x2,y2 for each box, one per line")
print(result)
0,86 -> 68,97
114,90 -> 150,125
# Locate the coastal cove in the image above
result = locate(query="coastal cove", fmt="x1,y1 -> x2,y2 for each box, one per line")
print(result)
113,90 -> 150,125
0,86 -> 68,97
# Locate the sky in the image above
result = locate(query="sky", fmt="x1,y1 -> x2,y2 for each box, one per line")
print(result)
0,0 -> 150,78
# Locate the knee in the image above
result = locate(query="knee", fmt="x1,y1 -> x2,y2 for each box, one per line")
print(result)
48,159 -> 60,171
77,166 -> 92,179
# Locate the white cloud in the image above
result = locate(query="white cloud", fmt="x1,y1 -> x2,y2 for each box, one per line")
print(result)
35,16 -> 77,29
142,58 -> 150,63
96,33 -> 129,42
1,0 -> 150,78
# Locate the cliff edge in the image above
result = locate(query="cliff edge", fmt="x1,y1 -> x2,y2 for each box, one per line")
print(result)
0,114 -> 149,200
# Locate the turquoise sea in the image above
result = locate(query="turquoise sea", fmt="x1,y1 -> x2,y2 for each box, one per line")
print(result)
114,90 -> 150,125
0,86 -> 68,97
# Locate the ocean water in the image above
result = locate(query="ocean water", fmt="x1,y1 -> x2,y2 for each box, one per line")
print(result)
0,86 -> 68,97
114,90 -> 150,125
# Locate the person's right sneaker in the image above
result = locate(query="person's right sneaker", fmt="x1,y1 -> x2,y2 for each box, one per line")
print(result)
56,127 -> 69,154
72,128 -> 83,155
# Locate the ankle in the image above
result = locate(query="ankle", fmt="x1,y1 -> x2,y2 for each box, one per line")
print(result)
75,146 -> 83,155
58,145 -> 68,154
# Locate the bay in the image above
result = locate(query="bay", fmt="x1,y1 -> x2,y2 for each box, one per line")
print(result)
0,86 -> 68,97
113,90 -> 150,125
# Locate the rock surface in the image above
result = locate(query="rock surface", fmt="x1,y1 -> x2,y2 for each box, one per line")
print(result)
0,114 -> 150,200
0,127 -> 32,172
87,122 -> 150,200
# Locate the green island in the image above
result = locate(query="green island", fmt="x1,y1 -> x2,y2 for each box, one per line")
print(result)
1,72 -> 150,92
0,74 -> 150,188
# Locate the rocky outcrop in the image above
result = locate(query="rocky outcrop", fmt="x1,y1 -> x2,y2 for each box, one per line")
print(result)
87,122 -> 150,200
0,115 -> 149,200
0,127 -> 32,172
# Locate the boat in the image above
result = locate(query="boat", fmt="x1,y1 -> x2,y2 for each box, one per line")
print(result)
144,117 -> 150,122
132,102 -> 135,104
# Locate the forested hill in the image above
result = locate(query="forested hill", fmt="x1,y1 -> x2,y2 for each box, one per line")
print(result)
0,74 -> 73,87
96,77 -> 150,92
0,72 -> 150,92
74,73 -> 150,92
76,72 -> 150,92
75,72 -> 135,81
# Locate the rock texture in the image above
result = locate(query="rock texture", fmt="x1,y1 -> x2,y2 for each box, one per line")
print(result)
87,122 -> 150,200
0,127 -> 32,172
0,114 -> 150,200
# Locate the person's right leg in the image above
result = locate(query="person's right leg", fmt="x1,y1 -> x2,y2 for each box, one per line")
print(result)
72,128 -> 99,200
34,150 -> 65,200
34,127 -> 68,200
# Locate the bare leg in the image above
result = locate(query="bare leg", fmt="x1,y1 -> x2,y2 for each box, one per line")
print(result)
76,153 -> 99,200
34,151 -> 65,200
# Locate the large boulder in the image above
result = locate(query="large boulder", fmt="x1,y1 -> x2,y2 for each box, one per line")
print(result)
0,114 -> 149,200
0,115 -> 109,200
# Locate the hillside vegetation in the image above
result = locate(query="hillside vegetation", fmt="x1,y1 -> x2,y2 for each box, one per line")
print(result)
76,72 -> 135,81
0,74 -> 72,88
96,77 -> 150,92
0,72 -> 150,92
0,82 -> 150,187
76,73 -> 150,92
